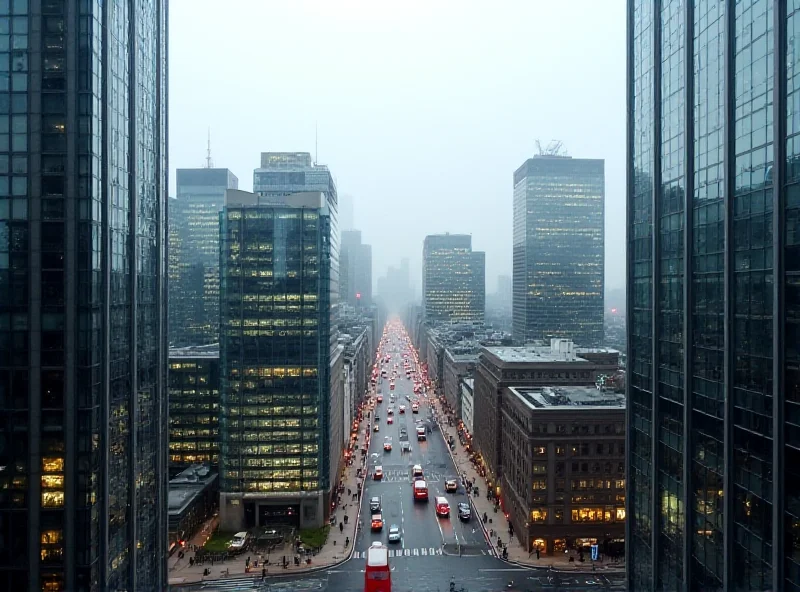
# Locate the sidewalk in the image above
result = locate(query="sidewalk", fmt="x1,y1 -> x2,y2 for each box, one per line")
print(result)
430,397 -> 624,575
168,404 -> 373,586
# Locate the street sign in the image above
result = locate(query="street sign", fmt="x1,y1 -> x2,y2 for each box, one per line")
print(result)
591,544 -> 599,561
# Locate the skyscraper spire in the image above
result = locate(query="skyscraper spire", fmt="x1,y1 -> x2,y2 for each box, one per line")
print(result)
205,128 -> 214,168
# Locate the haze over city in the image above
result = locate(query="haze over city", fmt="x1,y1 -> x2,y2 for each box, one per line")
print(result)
5,0 -> 796,590
169,0 -> 627,295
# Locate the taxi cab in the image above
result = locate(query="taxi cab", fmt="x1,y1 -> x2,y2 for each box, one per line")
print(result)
384,438 -> 392,451
374,466 -> 384,480
387,416 -> 393,424
399,405 -> 406,413
435,497 -> 450,517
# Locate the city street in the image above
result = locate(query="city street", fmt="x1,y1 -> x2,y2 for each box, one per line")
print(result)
355,340 -> 488,562
171,324 -> 626,591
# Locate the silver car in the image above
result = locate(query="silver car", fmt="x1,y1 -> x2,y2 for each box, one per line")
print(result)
388,524 -> 401,543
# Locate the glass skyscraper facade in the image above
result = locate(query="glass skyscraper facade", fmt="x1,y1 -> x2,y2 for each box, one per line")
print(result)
340,229 -> 372,308
627,1 -> 799,590
422,233 -> 485,323
0,1 -> 168,590
218,153 -> 341,532
512,155 -> 605,346
168,345 -> 220,472
169,168 -> 238,347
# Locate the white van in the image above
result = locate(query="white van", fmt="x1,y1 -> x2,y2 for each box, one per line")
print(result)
228,531 -> 247,550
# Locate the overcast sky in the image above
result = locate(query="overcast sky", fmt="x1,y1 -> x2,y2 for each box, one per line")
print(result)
169,0 -> 626,295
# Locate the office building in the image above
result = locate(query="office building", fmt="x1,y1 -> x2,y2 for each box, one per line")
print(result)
340,230 -> 372,308
472,341 -> 619,481
627,2 -> 800,590
168,345 -> 221,472
218,157 -> 343,531
377,258 -> 413,314
501,386 -> 625,557
512,154 -> 604,346
0,2 -> 168,590
422,233 -> 485,323
338,193 -> 355,230
169,168 -> 239,347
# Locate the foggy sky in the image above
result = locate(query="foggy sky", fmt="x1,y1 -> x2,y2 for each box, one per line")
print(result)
169,0 -> 626,295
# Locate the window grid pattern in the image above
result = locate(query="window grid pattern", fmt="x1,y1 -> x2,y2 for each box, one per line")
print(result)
513,158 -> 605,347
690,1 -> 726,588
731,2 -> 775,590
785,2 -> 800,590
219,208 -> 330,494
656,1 -> 686,589
629,0 -> 655,588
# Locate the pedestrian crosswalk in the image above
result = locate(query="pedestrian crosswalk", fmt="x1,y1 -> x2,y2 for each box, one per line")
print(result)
375,469 -> 445,483
352,547 -> 444,559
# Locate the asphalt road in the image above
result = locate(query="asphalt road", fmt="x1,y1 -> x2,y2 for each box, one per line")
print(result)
357,354 -> 487,560
172,331 -> 627,592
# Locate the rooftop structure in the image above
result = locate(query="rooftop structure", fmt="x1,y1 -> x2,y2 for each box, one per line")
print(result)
508,385 -> 625,410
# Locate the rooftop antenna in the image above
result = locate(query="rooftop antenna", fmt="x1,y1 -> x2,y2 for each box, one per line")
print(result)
205,128 -> 214,168
315,121 -> 318,165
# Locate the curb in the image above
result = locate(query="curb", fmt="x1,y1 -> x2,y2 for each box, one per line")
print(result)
199,452 -> 370,585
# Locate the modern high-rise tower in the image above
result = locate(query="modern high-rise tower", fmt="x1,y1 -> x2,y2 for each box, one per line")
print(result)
340,230 -> 373,308
422,234 -> 485,323
512,154 -> 605,346
218,153 -> 343,532
169,168 -> 238,346
627,2 -> 799,591
0,2 -> 169,590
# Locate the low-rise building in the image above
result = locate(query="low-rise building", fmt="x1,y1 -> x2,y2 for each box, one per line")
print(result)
443,347 -> 478,416
168,345 -> 221,473
500,386 -> 625,558
168,465 -> 219,553
423,322 -> 511,403
473,340 -> 619,481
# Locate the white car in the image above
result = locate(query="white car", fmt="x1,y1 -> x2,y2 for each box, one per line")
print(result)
399,405 -> 406,413
388,524 -> 401,542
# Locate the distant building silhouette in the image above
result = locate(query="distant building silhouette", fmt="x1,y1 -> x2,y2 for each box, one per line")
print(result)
422,233 -> 485,323
170,168 -> 239,346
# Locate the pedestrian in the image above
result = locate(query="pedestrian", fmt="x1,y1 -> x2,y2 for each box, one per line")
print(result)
262,567 -> 267,580
348,488 -> 352,496
339,521 -> 344,533
536,548 -> 540,560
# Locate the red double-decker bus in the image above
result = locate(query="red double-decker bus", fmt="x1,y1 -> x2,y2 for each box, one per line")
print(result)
365,542 -> 391,592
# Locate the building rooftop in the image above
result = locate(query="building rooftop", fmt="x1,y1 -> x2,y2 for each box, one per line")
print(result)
168,465 -> 218,516
576,347 -> 622,355
486,345 -> 584,364
509,385 -> 625,410
169,344 -> 220,359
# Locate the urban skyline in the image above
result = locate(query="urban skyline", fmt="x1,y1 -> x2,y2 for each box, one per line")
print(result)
10,1 -> 800,591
